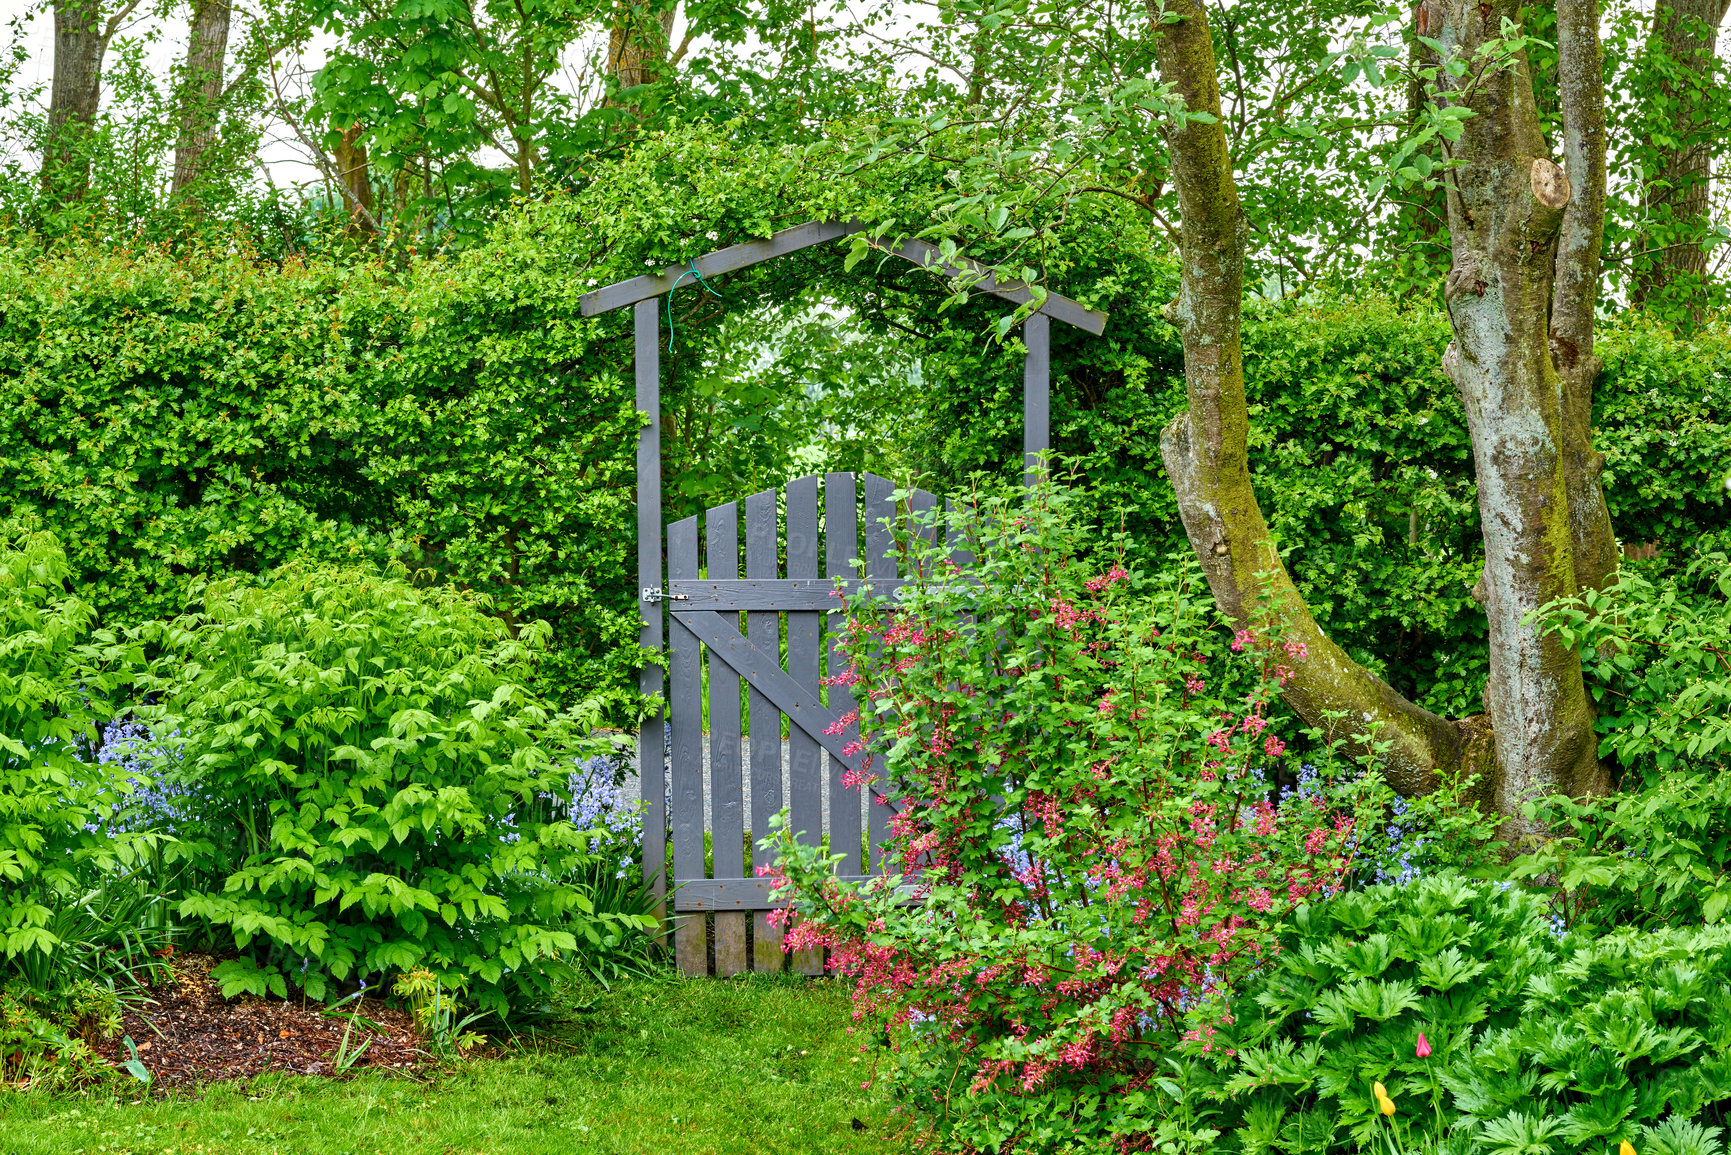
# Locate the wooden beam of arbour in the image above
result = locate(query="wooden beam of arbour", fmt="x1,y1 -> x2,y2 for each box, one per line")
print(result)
870,237 -> 1107,335
578,219 -> 1108,335
1023,312 -> 1051,487
674,610 -> 863,773
580,221 -> 867,316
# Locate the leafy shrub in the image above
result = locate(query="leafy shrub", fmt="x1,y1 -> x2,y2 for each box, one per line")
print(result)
0,524 -> 172,1084
1541,542 -> 1731,777
767,483 -> 1388,1154
0,523 -> 165,952
1519,544 -> 1731,929
133,561 -> 657,1018
1202,875 -> 1731,1155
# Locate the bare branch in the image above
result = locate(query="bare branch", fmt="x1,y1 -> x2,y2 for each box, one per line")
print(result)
266,56 -> 383,236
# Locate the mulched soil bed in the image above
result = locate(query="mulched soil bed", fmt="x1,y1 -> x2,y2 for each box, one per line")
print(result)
96,953 -> 433,1092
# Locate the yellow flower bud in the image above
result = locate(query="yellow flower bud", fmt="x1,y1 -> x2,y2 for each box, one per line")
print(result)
1373,1081 -> 1396,1117
1620,1143 -> 1636,1155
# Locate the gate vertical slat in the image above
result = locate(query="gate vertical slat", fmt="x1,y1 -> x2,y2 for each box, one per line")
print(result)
908,486 -> 941,886
910,489 -> 938,563
706,501 -> 747,977
824,472 -> 861,879
667,515 -> 707,977
634,299 -> 666,945
946,498 -> 974,570
861,473 -> 897,874
784,476 -> 824,976
745,488 -> 786,973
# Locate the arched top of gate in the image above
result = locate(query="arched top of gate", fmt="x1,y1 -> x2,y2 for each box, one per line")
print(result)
577,218 -> 1108,336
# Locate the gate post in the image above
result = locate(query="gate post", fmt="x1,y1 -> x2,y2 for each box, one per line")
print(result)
635,298 -> 667,943
1023,311 -> 1050,488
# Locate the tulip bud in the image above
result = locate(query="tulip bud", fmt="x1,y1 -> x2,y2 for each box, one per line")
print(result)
1620,1143 -> 1636,1155
1373,1081 -> 1396,1116
1416,1032 -> 1431,1058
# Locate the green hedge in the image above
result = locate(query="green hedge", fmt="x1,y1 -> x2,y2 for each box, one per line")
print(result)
0,125 -> 1723,714
0,237 -> 644,699
0,126 -> 961,701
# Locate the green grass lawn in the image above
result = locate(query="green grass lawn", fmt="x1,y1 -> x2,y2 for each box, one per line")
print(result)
3,973 -> 904,1155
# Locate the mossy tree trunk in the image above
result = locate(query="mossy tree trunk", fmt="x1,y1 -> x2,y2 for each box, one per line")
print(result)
1150,0 -> 1616,817
170,0 -> 231,204
1437,0 -> 1614,811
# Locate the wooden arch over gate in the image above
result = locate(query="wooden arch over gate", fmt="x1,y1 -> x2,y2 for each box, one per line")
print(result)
580,219 -> 1107,975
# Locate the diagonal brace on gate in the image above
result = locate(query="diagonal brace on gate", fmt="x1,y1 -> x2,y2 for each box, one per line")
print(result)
672,609 -> 864,774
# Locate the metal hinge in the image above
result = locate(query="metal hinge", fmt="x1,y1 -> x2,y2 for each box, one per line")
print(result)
641,586 -> 689,604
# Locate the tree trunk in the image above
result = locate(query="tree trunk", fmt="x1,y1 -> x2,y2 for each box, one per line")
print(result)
171,0 -> 232,202
1149,0 -> 1618,818
1433,0 -> 1613,814
1149,0 -> 1493,801
1635,0 -> 1730,306
607,1 -> 675,94
42,0 -> 109,203
334,125 -> 375,235
1552,0 -> 1622,604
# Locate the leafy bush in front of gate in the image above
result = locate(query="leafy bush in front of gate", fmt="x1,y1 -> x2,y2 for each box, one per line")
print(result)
0,523 -> 177,1086
764,481 -> 1390,1154
131,561 -> 659,1019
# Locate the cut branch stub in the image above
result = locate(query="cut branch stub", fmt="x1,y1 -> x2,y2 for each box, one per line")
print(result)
1530,159 -> 1571,212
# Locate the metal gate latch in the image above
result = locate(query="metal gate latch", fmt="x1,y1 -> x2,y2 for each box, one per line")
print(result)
641,587 -> 689,603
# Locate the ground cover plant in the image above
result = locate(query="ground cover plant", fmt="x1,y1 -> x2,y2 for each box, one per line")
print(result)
1201,878 -> 1731,1155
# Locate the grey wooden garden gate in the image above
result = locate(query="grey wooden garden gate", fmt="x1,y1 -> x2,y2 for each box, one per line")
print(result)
578,219 -> 1107,976
661,473 -> 956,976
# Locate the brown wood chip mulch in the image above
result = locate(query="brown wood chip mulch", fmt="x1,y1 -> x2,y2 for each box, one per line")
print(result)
96,953 -> 434,1093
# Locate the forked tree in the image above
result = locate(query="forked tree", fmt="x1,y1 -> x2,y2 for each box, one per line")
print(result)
1152,0 -> 1616,818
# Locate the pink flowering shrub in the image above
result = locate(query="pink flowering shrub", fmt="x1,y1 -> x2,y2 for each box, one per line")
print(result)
764,484 -> 1388,1153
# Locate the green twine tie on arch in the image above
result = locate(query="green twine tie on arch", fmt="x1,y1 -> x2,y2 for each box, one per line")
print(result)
665,259 -> 722,353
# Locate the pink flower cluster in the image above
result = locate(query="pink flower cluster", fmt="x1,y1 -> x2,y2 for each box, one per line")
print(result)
1085,566 -> 1129,592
